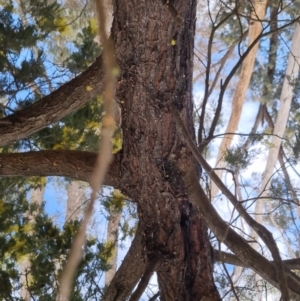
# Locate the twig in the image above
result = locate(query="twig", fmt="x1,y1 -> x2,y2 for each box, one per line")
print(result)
56,0 -> 118,299
148,292 -> 160,301
218,241 -> 240,301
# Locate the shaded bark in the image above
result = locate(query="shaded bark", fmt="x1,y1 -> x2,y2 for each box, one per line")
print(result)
111,0 -> 220,299
0,55 -> 105,147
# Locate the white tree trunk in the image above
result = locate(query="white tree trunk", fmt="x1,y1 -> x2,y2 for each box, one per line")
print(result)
248,23 -> 300,298
253,23 -> 300,233
20,187 -> 45,301
211,0 -> 267,200
104,209 -> 122,285
66,181 -> 85,221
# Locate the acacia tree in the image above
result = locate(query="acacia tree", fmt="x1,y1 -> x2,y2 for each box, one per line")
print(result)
1,0 -> 300,300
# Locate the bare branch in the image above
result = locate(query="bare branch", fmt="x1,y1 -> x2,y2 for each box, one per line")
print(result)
214,250 -> 300,271
183,169 -> 300,298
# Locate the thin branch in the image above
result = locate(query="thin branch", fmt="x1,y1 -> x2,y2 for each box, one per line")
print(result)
148,292 -> 160,301
129,259 -> 159,301
218,241 -> 240,301
185,166 -> 300,297
214,250 -> 300,270
198,9 -> 236,144
57,0 -> 118,299
201,16 -> 300,150
171,105 -> 292,299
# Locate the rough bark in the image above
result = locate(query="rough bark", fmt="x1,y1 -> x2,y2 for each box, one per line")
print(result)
211,0 -> 267,200
111,0 -> 220,299
0,55 -> 104,147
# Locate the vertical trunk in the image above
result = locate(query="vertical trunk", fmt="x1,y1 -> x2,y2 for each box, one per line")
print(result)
104,209 -> 122,285
249,23 -> 300,299
53,181 -> 85,278
254,23 -> 300,227
20,187 -> 45,301
65,181 -> 85,221
112,0 -> 220,299
251,23 -> 300,242
211,0 -> 267,200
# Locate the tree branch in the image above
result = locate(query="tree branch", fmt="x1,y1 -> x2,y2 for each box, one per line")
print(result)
128,259 -> 159,301
184,169 -> 300,298
101,224 -> 146,301
214,250 -> 300,271
171,105 -> 300,298
0,150 -> 122,188
0,55 -> 105,147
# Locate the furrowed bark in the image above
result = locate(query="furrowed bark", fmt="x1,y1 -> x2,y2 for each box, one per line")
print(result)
112,0 -> 220,299
0,55 -> 105,147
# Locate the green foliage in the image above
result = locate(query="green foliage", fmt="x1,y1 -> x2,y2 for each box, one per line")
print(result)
224,145 -> 252,171
105,189 -> 126,212
0,185 -> 113,299
66,19 -> 101,74
0,0 -> 123,299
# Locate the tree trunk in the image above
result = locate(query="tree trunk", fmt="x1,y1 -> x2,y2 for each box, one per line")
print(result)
247,23 -> 300,299
112,0 -> 220,299
66,181 -> 85,221
21,187 -> 45,301
253,23 -> 300,230
104,208 -> 122,285
211,0 -> 267,200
